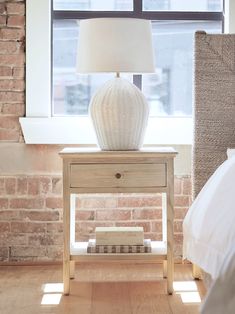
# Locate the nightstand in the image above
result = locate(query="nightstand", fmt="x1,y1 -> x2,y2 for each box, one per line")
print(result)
59,147 -> 177,295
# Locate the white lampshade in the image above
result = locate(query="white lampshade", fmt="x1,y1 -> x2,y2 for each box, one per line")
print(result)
77,18 -> 155,73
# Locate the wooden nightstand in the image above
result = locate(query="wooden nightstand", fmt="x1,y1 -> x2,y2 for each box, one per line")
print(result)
59,147 -> 177,295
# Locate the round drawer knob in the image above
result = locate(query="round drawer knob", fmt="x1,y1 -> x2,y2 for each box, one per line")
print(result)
115,173 -> 122,179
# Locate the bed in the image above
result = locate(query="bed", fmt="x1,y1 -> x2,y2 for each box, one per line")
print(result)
182,31 -> 235,312
183,150 -> 235,279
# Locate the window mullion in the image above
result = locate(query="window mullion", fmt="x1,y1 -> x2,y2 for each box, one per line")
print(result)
133,0 -> 143,14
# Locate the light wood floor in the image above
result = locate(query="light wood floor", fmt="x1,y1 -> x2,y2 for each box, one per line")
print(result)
0,263 -> 206,314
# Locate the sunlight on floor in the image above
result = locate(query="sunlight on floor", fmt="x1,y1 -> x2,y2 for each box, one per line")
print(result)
41,293 -> 62,305
43,283 -> 64,293
173,281 -> 201,304
41,283 -> 63,305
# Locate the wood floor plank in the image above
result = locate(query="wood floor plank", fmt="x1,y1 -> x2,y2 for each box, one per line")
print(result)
91,282 -> 132,314
129,282 -> 173,314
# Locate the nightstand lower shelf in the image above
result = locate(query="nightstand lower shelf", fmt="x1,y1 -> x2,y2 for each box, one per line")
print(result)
70,241 -> 167,261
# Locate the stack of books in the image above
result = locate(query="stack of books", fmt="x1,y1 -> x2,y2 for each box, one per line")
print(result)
87,226 -> 151,254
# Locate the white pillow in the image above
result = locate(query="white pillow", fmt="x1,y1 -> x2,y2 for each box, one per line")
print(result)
227,148 -> 235,159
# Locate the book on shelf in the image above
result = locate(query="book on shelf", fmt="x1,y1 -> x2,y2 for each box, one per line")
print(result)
87,238 -> 151,254
95,226 -> 144,246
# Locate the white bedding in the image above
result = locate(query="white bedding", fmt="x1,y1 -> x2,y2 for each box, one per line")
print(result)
183,154 -> 235,279
200,249 -> 235,314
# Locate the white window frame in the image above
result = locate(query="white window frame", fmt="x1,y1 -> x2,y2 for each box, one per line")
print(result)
21,0 -> 229,145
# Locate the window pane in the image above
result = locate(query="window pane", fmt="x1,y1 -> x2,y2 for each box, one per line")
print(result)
143,20 -> 222,117
143,0 -> 222,11
53,0 -> 133,11
53,20 -> 132,116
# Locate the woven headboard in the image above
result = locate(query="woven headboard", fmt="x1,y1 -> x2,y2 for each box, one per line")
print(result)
193,31 -> 235,198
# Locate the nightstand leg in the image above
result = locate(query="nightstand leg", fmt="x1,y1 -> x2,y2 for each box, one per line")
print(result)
193,264 -> 201,279
163,260 -> 167,278
63,256 -> 70,295
70,261 -> 75,279
167,160 -> 174,295
63,160 -> 71,295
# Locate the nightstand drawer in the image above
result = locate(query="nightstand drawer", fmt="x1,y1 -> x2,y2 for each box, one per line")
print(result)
70,163 -> 166,188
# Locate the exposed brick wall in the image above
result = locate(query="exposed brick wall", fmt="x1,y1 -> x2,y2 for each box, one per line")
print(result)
0,0 -> 192,263
0,175 -> 191,262
0,0 -> 25,142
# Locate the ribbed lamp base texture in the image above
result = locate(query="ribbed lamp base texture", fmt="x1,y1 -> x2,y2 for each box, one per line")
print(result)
89,77 -> 149,151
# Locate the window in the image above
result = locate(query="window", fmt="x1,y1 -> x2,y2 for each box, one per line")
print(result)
21,0 -> 225,144
52,1 -> 222,118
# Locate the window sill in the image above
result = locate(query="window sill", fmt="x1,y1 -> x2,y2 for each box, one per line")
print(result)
19,116 -> 192,145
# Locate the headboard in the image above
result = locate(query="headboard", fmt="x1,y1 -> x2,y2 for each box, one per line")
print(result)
193,31 -> 235,198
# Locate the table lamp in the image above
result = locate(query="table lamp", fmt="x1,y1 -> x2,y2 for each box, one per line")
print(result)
77,18 -> 155,150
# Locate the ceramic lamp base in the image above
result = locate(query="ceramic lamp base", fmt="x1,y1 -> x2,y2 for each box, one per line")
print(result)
90,77 -> 149,151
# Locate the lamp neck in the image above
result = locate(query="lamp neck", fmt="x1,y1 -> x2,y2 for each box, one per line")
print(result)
116,72 -> 120,78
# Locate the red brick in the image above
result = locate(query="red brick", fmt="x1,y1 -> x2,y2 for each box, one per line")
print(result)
174,178 -> 182,195
0,15 -> 7,26
0,247 -> 8,261
0,66 -> 12,77
174,207 -> 188,219
79,198 -> 106,209
0,79 -> 25,91
115,221 -> 151,232
0,210 -> 18,221
78,196 -> 117,209
96,209 -> 131,221
0,222 -> 10,232
0,233 -> 27,246
28,178 -> 39,195
10,198 -> 44,209
0,91 -> 24,102
76,233 -> 90,242
150,221 -> 162,233
46,197 -> 63,209
174,195 -> 190,207
132,208 -> 162,220
118,196 -> 162,208
13,67 -> 24,78
174,244 -> 182,259
0,178 -> 4,195
182,177 -> 192,195
40,177 -> 51,194
5,177 -> 16,195
28,233 -> 63,246
76,210 -> 95,221
19,210 -> 59,221
2,103 -> 25,115
0,41 -> 21,54
11,222 -> 46,233
7,15 -> 25,27
0,129 -> 20,141
76,221 -> 114,236
174,233 -> 183,244
0,198 -> 8,209
10,246 -> 47,258
0,54 -> 25,66
174,220 -> 183,233
0,3 -> 6,14
0,116 -> 20,129
144,232 -> 162,241
6,3 -> 25,15
46,246 -> 63,261
0,28 -> 25,40
75,197 -> 81,208
47,222 -> 63,233
52,177 -> 62,194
